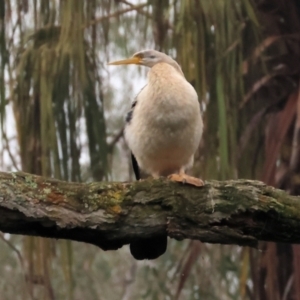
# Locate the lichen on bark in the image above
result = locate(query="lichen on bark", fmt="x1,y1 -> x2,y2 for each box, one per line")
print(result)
0,171 -> 300,252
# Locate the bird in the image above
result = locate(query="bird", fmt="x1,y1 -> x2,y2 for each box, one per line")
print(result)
108,50 -> 203,260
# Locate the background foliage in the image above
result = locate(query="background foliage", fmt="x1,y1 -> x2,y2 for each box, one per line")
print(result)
0,0 -> 300,299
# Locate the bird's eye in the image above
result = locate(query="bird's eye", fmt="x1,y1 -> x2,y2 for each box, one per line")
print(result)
150,55 -> 156,59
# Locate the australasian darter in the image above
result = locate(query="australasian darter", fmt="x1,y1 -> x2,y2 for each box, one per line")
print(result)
109,50 -> 203,260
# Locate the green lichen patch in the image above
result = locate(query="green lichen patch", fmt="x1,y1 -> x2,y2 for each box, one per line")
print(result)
24,175 -> 38,189
75,182 -> 129,212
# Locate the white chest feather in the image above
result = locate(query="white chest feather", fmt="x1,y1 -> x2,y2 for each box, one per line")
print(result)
125,63 -> 203,176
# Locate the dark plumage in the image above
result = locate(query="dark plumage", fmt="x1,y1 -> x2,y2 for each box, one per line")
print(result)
125,100 -> 137,124
125,110 -> 133,124
129,146 -> 167,260
130,235 -> 167,260
131,153 -> 140,180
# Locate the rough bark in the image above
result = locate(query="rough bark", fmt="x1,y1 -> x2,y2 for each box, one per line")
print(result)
0,171 -> 299,251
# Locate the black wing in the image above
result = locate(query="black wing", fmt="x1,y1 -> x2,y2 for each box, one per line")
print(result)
131,153 -> 140,180
125,100 -> 137,124
126,99 -> 140,180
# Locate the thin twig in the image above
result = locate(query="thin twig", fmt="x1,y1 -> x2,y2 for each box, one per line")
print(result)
86,3 -> 148,28
118,0 -> 152,19
108,127 -> 124,150
2,132 -> 20,171
0,233 -> 34,299
0,233 -> 25,269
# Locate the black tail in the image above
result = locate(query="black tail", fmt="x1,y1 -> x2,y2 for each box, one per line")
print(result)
129,153 -> 168,259
130,235 -> 167,260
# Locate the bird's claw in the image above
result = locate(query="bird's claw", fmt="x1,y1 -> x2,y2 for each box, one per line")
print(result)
168,174 -> 204,187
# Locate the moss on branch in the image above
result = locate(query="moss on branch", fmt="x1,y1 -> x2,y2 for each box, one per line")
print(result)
0,171 -> 300,251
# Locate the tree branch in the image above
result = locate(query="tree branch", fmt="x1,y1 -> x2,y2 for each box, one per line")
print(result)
0,171 -> 299,252
86,3 -> 148,28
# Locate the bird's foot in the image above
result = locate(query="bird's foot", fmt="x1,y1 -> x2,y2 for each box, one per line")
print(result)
168,174 -> 204,187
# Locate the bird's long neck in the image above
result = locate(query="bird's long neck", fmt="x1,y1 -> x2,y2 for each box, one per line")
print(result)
145,63 -> 192,112
158,58 -> 184,76
148,63 -> 185,87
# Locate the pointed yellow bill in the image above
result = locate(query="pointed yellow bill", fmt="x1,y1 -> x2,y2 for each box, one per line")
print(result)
108,56 -> 142,65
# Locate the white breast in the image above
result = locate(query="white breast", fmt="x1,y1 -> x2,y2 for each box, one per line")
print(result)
125,63 -> 203,176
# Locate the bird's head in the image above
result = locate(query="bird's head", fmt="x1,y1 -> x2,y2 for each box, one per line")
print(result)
108,50 -> 183,74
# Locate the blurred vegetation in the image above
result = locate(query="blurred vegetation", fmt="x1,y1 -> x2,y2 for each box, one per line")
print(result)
0,0 -> 299,299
